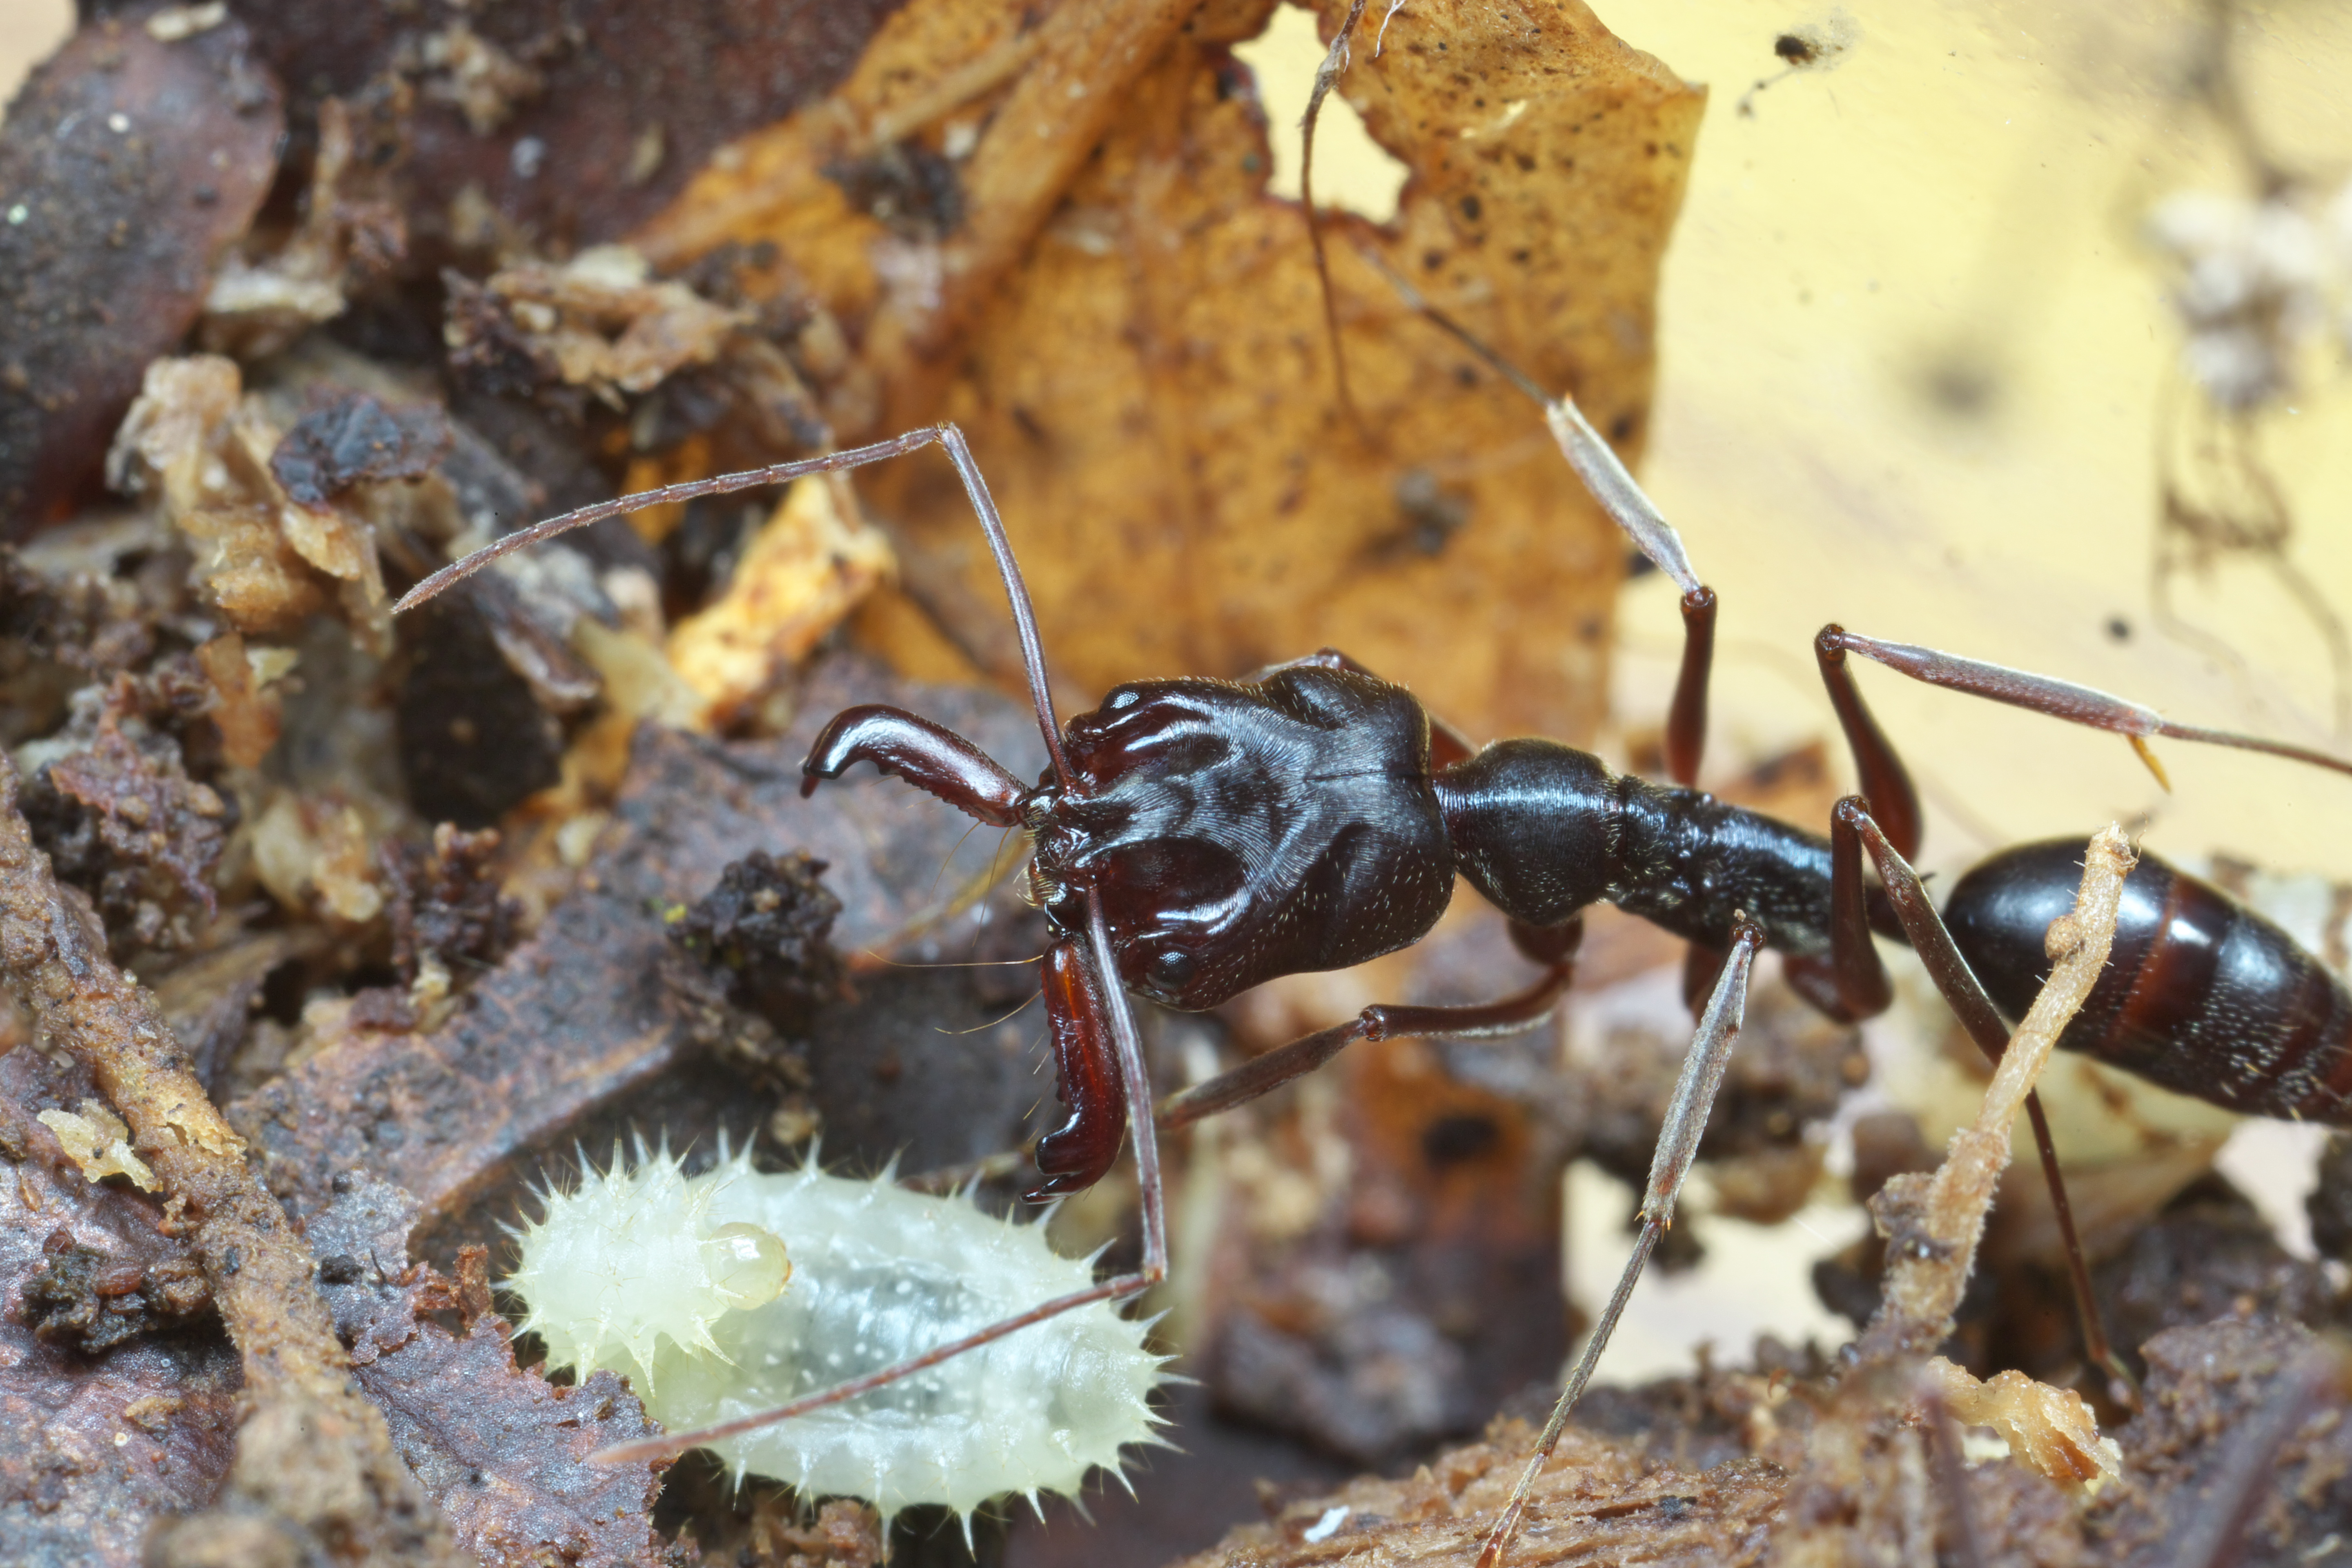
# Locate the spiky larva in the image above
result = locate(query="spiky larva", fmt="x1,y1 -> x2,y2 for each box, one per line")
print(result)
506,1144 -> 1167,1524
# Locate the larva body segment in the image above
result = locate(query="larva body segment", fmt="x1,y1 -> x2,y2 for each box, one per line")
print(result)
507,1146 -> 1167,1522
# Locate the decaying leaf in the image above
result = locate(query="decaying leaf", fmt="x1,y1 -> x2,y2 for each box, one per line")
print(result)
0,1040 -> 239,1568
231,655 -> 1049,1232
447,246 -> 754,404
637,0 -> 1702,744
305,1172 -> 670,1568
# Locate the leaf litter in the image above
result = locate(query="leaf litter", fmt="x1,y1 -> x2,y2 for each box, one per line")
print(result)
0,2 -> 2345,1566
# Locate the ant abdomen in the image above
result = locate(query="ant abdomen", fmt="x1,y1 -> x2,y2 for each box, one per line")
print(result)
1945,840 -> 2352,1124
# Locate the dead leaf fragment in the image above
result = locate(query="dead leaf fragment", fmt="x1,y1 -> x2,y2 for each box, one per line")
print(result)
448,245 -> 752,404
305,1174 -> 671,1568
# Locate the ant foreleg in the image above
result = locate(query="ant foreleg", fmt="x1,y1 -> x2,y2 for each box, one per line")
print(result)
1156,914 -> 1581,1133
1821,626 -> 2352,783
1478,915 -> 1765,1568
1831,796 -> 2138,1408
591,894 -> 1165,1469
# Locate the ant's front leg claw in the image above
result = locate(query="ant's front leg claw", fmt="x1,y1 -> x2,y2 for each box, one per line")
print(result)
800,704 -> 1031,826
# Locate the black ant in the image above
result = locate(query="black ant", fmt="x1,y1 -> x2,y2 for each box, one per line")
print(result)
392,350 -> 2352,1561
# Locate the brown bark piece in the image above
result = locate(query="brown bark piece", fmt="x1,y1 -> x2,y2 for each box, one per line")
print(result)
305,1174 -> 669,1568
1160,1419 -> 1784,1567
0,11 -> 285,527
2090,1318 -> 2352,1567
0,753 -> 468,1568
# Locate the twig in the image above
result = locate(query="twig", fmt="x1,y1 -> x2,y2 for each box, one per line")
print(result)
1858,823 -> 2136,1362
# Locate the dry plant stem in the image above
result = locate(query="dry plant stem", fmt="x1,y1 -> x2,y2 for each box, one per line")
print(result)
1844,804 -> 2136,1404
593,892 -> 1166,1469
1477,920 -> 1762,1568
1860,823 -> 2135,1361
0,754 -> 464,1565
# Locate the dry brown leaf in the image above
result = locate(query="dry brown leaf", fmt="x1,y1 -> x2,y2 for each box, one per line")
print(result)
306,1174 -> 670,1568
636,0 -> 1702,744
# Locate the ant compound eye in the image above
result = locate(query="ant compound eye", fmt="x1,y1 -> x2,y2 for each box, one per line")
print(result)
1149,949 -> 1196,992
1106,688 -> 1142,710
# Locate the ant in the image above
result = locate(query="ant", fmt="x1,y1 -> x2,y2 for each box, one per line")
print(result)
393,359 -> 2352,1564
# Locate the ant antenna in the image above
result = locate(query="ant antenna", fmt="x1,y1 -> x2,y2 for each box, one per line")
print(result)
391,424 -> 1076,790
1358,245 -> 1704,597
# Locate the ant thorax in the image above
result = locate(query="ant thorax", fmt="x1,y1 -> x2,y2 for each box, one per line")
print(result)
1020,666 -> 1457,1011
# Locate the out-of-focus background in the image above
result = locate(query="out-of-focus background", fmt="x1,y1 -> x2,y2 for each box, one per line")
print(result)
1243,0 -> 2352,1377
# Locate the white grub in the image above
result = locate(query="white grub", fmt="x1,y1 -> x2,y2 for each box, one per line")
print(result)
506,1142 -> 1169,1525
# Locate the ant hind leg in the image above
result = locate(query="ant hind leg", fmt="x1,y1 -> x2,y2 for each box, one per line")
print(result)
1476,917 -> 1766,1568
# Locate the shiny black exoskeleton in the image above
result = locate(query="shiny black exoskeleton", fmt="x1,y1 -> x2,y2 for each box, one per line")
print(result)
1949,840 -> 2352,1123
810,659 -> 1876,1198
807,650 -> 2352,1207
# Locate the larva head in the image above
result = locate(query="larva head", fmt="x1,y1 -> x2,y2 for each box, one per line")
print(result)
506,1147 -> 791,1383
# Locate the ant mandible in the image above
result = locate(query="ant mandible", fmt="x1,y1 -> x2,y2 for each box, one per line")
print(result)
393,365 -> 2352,1565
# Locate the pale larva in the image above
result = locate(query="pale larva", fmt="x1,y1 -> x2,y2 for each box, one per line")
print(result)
505,1143 -> 1168,1526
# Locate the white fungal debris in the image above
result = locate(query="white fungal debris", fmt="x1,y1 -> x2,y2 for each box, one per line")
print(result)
506,1143 -> 1168,1525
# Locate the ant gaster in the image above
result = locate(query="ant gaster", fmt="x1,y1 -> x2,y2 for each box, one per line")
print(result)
393,388 -> 2352,1568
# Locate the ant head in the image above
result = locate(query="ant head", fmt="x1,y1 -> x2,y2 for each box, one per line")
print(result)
1029,666 -> 1456,1010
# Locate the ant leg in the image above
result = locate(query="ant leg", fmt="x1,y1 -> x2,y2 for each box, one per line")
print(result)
591,894 -> 1165,1469
1665,587 -> 1718,787
1354,256 -> 1726,788
1815,625 -> 1925,857
1832,795 -> 2137,1407
1157,915 -> 1583,1132
1478,917 -> 1765,1568
1820,627 -> 2352,783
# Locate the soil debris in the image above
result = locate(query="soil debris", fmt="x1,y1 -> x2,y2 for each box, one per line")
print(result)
669,847 -> 845,1038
